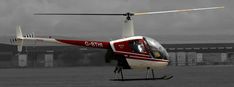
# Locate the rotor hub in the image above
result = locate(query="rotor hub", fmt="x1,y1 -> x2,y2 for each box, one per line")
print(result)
124,12 -> 134,20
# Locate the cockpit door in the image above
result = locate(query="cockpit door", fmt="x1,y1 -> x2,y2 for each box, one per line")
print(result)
111,38 -> 150,56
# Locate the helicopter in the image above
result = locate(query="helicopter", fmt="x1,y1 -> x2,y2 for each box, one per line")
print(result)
12,6 -> 223,81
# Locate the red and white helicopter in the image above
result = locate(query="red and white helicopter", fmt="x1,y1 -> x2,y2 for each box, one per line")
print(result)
12,6 -> 223,81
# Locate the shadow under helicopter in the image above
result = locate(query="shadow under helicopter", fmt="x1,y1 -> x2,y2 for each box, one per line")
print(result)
110,75 -> 173,81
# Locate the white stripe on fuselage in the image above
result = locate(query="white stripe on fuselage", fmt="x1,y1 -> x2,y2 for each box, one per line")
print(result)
126,58 -> 168,70
116,51 -> 150,57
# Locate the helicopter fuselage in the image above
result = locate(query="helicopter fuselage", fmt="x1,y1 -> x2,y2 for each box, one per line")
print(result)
56,36 -> 169,70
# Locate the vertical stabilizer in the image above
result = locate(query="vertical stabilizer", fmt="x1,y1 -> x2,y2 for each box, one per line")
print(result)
122,19 -> 134,38
16,26 -> 24,52
16,26 -> 23,39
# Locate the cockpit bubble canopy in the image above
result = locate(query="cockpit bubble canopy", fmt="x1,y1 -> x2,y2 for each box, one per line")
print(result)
144,37 -> 169,60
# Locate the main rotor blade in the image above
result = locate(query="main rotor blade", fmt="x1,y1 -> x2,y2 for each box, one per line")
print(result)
34,13 -> 125,16
34,6 -> 223,16
134,6 -> 224,16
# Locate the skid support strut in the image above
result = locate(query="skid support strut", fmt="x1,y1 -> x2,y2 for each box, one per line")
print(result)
114,67 -> 124,81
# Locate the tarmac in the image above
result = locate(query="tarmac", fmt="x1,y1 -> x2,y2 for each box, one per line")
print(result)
0,65 -> 233,87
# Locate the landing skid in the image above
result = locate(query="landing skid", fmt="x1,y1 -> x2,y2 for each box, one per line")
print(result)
110,75 -> 173,81
112,67 -> 173,81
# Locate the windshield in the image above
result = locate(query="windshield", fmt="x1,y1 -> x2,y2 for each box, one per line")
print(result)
144,37 -> 169,60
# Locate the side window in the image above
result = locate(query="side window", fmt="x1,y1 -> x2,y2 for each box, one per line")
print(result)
129,40 -> 146,53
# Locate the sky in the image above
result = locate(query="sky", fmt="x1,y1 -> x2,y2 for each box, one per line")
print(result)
0,0 -> 233,42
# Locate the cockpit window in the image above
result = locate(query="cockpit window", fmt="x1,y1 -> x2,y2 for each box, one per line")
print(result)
129,40 -> 146,53
151,47 -> 161,58
144,37 -> 169,60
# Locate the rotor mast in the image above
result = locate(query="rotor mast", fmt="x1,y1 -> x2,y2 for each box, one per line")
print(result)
122,12 -> 134,38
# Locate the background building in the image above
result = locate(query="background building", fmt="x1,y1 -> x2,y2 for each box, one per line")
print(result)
164,43 -> 234,66
0,42 -> 234,68
0,43 -> 107,68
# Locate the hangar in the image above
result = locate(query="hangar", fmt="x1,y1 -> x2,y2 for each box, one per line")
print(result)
0,41 -> 234,68
0,43 -> 106,68
164,43 -> 234,66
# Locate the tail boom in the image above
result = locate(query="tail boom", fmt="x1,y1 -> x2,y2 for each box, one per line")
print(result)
14,26 -> 111,51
